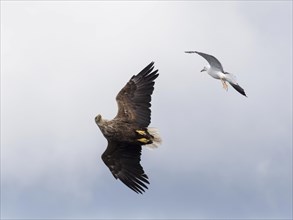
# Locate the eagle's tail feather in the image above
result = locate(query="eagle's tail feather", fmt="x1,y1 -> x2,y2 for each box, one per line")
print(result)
146,127 -> 162,149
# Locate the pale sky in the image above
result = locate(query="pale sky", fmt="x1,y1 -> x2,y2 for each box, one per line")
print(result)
1,1 -> 292,219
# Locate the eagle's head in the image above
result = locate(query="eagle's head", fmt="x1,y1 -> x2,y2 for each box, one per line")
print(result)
95,114 -> 102,125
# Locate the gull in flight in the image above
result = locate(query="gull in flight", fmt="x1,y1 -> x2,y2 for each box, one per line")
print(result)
185,51 -> 247,97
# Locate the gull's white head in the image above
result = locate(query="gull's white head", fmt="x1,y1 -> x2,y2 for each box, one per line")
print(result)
200,65 -> 210,72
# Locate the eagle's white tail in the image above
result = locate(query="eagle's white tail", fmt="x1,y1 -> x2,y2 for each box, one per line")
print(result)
147,127 -> 162,149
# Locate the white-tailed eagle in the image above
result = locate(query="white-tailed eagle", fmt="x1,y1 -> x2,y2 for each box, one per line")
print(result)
95,62 -> 161,194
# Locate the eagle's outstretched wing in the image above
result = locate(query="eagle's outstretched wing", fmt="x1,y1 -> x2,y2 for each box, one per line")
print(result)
114,62 -> 159,127
102,141 -> 149,194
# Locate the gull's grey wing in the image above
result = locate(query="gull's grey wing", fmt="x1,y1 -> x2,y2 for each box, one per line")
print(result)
101,141 -> 149,194
114,62 -> 159,127
185,51 -> 224,72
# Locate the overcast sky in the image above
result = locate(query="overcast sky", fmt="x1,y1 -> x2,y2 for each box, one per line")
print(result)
1,1 -> 292,219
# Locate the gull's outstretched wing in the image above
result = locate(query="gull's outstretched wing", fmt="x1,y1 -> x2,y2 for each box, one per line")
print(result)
114,62 -> 159,127
185,51 -> 224,72
228,82 -> 247,97
102,141 -> 149,194
224,72 -> 247,97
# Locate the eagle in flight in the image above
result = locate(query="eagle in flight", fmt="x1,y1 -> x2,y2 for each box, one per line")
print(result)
95,62 -> 161,194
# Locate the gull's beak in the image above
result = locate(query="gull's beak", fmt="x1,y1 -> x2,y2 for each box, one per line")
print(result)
200,68 -> 205,72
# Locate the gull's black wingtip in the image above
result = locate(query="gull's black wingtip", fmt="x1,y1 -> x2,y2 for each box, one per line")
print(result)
229,83 -> 247,97
185,51 -> 198,54
238,89 -> 247,97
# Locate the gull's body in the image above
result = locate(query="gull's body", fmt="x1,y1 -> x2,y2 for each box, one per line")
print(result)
206,65 -> 225,79
185,51 -> 247,97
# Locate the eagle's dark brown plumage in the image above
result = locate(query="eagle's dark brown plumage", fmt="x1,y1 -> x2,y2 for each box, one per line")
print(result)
95,62 -> 161,194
